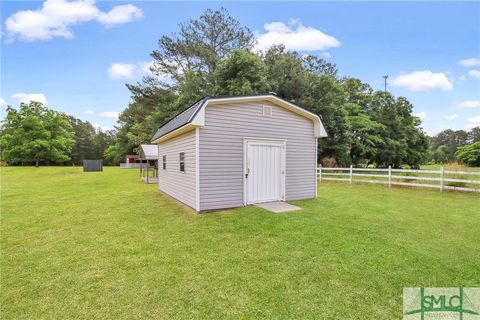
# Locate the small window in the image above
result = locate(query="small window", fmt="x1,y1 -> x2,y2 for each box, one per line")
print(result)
162,155 -> 166,170
263,105 -> 272,117
179,152 -> 185,172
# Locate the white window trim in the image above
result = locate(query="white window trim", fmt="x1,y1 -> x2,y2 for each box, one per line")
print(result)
179,151 -> 186,173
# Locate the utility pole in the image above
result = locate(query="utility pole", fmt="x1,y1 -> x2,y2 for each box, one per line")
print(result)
382,75 -> 389,92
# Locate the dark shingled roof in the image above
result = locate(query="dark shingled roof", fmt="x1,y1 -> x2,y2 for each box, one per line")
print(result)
151,98 -> 206,142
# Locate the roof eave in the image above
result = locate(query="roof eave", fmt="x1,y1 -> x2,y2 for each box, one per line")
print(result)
151,123 -> 199,144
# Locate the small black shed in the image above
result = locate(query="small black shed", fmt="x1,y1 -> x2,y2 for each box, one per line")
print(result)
83,160 -> 103,172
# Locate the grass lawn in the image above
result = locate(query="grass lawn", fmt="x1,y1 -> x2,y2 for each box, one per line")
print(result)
421,163 -> 480,172
1,167 -> 479,319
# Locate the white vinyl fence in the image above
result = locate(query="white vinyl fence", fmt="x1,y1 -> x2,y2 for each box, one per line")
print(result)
120,163 -> 145,169
317,166 -> 480,193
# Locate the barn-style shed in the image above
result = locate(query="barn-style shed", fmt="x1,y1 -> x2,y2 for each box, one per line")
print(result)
151,94 -> 327,212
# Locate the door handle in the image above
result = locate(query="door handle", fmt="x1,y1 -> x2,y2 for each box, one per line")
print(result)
245,168 -> 250,179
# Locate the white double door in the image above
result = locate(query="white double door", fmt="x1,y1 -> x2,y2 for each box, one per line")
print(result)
245,139 -> 285,204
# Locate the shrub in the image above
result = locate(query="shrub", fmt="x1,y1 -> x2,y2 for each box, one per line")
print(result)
320,157 -> 337,168
455,142 -> 480,167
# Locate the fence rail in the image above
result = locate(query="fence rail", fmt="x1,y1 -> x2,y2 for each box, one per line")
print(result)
317,165 -> 480,193
120,163 -> 146,169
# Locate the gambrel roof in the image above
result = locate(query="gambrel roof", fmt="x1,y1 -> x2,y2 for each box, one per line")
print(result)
151,99 -> 206,142
151,94 -> 327,143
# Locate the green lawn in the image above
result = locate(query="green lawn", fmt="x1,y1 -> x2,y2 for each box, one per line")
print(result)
1,167 -> 479,319
421,163 -> 480,172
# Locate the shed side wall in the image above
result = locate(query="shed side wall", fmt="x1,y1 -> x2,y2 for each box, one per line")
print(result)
158,130 -> 197,210
199,101 -> 316,211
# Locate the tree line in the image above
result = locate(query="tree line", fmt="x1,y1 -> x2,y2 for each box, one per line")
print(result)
106,8 -> 430,168
429,127 -> 480,166
0,102 -> 115,166
1,8 -> 479,168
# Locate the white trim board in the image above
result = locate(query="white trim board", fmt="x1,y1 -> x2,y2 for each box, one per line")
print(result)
195,127 -> 200,211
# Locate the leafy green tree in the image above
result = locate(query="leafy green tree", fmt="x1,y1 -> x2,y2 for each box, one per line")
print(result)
344,103 -> 386,166
93,129 -> 116,162
455,141 -> 480,166
104,144 -> 123,165
106,8 -> 432,169
430,145 -> 448,164
264,45 -> 309,101
430,129 -> 469,163
342,78 -> 373,109
468,126 -> 480,143
69,117 -> 96,164
213,50 -> 270,96
150,7 -> 255,90
366,92 -> 428,168
0,102 -> 74,166
105,8 -> 257,163
112,84 -> 177,158
302,54 -> 338,77
302,75 -> 351,166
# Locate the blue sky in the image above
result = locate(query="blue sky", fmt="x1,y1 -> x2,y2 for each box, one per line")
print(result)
1,1 -> 479,134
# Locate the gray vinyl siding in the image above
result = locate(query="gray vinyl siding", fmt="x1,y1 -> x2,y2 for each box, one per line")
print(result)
158,130 -> 197,210
199,101 -> 316,211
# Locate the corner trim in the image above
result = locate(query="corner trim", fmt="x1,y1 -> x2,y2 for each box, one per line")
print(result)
195,127 -> 200,212
315,138 -> 318,198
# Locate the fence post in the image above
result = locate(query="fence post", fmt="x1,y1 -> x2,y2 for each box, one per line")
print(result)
318,165 -> 322,182
349,165 -> 353,184
440,167 -> 444,192
388,165 -> 392,188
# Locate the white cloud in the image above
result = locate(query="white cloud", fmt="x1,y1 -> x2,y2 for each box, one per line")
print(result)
414,111 -> 427,121
107,63 -> 137,79
458,57 -> 480,67
0,97 -> 6,108
459,75 -> 467,81
5,0 -> 143,42
83,109 -> 94,114
107,61 -> 154,80
467,115 -> 480,125
92,123 -> 111,131
98,111 -> 119,119
457,100 -> 480,108
140,61 -> 153,74
391,70 -> 453,91
97,4 -> 143,27
427,125 -> 451,136
11,93 -> 48,105
468,69 -> 480,79
443,114 -> 459,121
255,19 -> 341,52
466,116 -> 480,129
